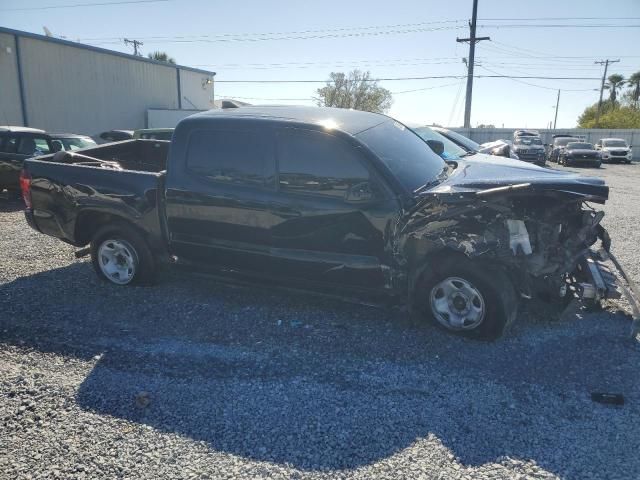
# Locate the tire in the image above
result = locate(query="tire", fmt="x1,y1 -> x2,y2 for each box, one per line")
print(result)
416,256 -> 518,340
90,223 -> 157,286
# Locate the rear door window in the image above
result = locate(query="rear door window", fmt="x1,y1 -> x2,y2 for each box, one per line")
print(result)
277,129 -> 373,199
186,129 -> 274,188
16,136 -> 51,156
0,135 -> 19,153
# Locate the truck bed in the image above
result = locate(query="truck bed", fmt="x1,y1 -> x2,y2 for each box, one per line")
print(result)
34,139 -> 169,172
23,140 -> 168,253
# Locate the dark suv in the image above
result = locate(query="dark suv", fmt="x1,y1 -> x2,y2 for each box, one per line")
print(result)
548,135 -> 580,163
0,126 -> 96,192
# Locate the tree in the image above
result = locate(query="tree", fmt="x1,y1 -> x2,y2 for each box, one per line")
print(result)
147,51 -> 176,64
627,71 -> 640,108
315,70 -> 392,113
578,101 -> 640,128
604,74 -> 625,103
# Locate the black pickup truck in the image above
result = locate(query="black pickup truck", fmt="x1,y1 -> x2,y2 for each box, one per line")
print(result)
21,106 -> 625,339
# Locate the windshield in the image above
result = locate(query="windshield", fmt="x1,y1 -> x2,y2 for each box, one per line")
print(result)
555,137 -> 579,147
57,136 -> 97,151
413,126 -> 468,160
434,128 -> 480,152
515,137 -> 543,145
603,139 -> 628,148
567,142 -> 593,150
357,120 -> 446,192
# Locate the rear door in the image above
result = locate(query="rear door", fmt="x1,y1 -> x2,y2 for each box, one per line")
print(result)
270,127 -> 397,291
164,126 -> 279,274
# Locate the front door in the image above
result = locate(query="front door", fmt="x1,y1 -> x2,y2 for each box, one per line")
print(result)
270,127 -> 398,292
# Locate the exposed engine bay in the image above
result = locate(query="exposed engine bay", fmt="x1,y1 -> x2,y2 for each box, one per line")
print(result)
399,185 -> 639,336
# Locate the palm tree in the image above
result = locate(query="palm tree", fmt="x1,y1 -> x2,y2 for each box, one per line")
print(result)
627,71 -> 640,108
147,51 -> 176,64
605,74 -> 625,104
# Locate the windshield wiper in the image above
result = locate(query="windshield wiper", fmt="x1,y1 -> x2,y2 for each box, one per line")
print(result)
413,165 -> 449,194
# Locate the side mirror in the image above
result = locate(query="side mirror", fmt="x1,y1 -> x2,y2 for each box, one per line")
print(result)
426,140 -> 445,156
345,182 -> 373,203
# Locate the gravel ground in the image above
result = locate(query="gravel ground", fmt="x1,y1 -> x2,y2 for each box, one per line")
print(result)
1,164 -> 639,480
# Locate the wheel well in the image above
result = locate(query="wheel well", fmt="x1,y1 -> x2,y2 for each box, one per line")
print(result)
408,249 -> 518,311
74,212 -> 143,246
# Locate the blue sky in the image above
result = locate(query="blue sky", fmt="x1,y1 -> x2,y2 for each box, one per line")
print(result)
2,0 -> 639,128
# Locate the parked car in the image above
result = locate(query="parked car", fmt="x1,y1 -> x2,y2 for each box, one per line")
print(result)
431,127 -> 520,160
0,126 -> 96,193
548,135 -> 580,163
97,130 -> 134,143
133,128 -> 174,141
512,136 -> 546,166
558,142 -> 601,168
513,129 -> 540,140
595,138 -> 633,164
478,139 -> 519,160
22,106 -> 621,340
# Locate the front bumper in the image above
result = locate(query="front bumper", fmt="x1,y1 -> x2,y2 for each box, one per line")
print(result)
575,242 -> 640,337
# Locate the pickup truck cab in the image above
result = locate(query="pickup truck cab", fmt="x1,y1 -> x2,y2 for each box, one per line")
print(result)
0,126 -> 96,192
22,107 -> 620,339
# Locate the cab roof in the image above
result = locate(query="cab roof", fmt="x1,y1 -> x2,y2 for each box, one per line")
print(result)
0,126 -> 45,133
189,106 -> 389,135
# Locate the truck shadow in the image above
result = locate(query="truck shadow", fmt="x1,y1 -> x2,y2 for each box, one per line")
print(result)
1,263 -> 639,476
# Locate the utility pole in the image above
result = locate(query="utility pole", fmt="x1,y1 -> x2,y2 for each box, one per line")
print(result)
124,38 -> 144,56
457,0 -> 490,128
594,59 -> 619,126
553,89 -> 560,129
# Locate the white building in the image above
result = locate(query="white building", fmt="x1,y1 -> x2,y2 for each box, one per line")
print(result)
0,27 -> 216,135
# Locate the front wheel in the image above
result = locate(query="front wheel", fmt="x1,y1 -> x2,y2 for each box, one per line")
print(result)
417,257 -> 518,340
90,223 -> 157,285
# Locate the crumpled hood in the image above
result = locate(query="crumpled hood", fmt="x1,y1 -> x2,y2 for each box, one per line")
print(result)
430,153 -> 608,202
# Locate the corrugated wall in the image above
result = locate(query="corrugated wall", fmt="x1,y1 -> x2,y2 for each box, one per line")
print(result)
0,33 -> 24,125
179,69 -> 214,110
18,36 -> 179,135
451,128 -> 639,159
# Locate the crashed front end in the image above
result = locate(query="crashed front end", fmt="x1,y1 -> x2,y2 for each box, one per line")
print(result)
400,180 -> 639,335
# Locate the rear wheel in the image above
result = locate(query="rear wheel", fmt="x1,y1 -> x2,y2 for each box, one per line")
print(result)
417,256 -> 518,340
90,223 -> 157,285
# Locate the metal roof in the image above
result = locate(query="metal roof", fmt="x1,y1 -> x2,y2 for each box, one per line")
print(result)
0,26 -> 216,77
190,106 -> 390,135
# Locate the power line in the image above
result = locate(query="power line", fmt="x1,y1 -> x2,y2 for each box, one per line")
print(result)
78,19 -> 466,41
0,0 -> 173,11
478,23 -> 640,29
480,17 -> 640,21
478,65 -> 598,91
215,75 -> 601,84
86,25 -> 466,45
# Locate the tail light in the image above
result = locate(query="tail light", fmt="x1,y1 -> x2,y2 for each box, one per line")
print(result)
19,169 -> 32,209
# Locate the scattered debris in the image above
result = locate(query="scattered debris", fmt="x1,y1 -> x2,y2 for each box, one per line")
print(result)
135,391 -> 151,409
591,392 -> 625,406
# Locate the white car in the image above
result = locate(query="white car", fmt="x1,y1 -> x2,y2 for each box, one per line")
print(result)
595,138 -> 633,164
